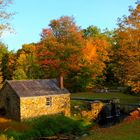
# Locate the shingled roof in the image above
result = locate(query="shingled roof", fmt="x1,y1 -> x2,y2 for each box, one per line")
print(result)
6,79 -> 69,97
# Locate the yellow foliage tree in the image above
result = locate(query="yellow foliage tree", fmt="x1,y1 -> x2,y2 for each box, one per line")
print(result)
82,36 -> 111,79
114,3 -> 140,93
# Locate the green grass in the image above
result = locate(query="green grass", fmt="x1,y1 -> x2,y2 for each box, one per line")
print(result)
71,92 -> 140,104
80,119 -> 140,140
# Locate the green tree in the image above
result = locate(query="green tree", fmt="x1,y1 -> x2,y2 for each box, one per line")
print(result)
0,42 -> 8,87
83,25 -> 101,38
12,68 -> 27,80
14,43 -> 43,80
2,51 -> 16,80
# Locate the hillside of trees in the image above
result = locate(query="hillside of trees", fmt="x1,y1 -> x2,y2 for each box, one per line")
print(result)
0,1 -> 139,94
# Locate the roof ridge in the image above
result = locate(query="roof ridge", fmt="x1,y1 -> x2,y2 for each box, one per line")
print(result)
7,78 -> 57,82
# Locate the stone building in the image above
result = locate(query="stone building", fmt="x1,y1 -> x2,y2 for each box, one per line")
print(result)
0,79 -> 70,121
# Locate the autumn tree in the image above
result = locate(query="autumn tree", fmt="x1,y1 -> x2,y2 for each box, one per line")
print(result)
38,16 -> 84,88
66,26 -> 112,91
13,43 -> 43,80
100,29 -> 119,87
113,2 -> 140,93
82,26 -> 111,87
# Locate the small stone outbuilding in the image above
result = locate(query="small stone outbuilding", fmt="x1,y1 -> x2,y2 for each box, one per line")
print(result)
0,79 -> 70,121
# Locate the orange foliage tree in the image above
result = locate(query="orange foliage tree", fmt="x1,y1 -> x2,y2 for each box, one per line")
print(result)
83,37 -> 110,78
65,26 -> 111,91
113,2 -> 140,93
82,26 -> 111,87
38,20 -> 111,90
37,16 -> 84,87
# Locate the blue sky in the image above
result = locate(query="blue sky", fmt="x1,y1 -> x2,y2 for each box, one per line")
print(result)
1,0 -> 136,51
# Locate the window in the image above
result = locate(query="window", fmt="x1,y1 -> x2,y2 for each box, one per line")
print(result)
46,97 -> 52,107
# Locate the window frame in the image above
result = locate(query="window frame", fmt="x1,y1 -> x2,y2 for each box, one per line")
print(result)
46,97 -> 52,107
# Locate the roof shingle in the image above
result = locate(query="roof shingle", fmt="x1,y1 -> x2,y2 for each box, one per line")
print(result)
7,79 -> 69,97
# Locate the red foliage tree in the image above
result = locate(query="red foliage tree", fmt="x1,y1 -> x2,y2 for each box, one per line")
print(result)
38,16 -> 84,88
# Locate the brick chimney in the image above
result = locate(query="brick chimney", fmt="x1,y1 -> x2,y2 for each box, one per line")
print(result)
58,75 -> 64,89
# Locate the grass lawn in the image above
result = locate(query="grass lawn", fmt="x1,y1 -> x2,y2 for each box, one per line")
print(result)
80,119 -> 140,140
71,92 -> 140,104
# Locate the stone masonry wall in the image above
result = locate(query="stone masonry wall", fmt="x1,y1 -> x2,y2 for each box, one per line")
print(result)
20,94 -> 70,120
0,84 -> 20,120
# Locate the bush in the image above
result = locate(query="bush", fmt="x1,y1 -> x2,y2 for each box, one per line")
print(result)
0,134 -> 13,140
66,67 -> 94,92
5,115 -> 91,140
28,115 -> 90,136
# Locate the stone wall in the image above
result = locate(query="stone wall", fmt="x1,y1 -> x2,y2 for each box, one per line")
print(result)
81,101 -> 104,121
20,94 -> 70,120
0,84 -> 20,120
